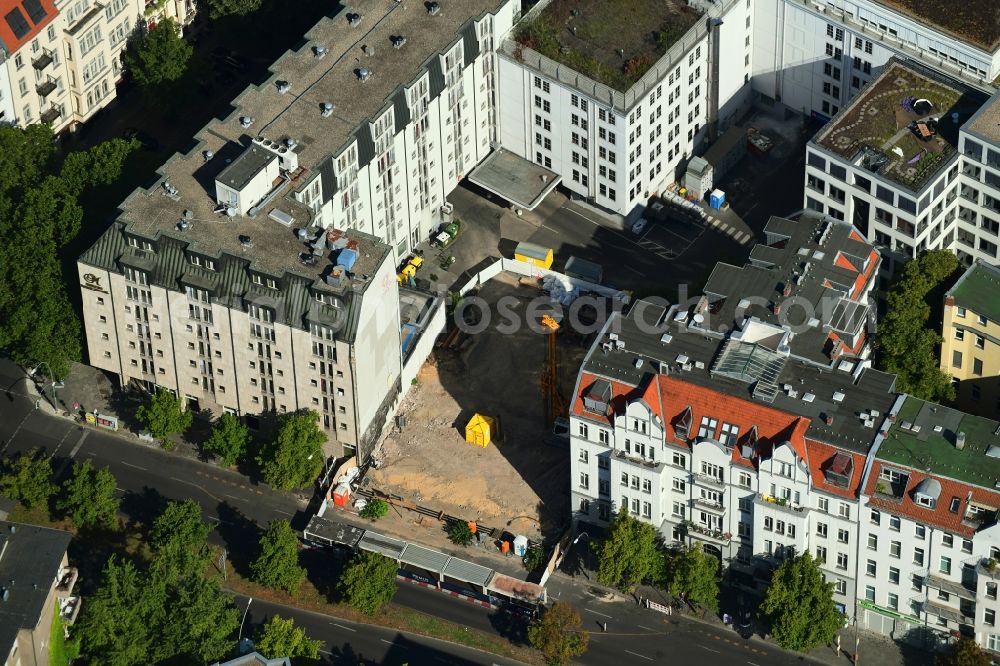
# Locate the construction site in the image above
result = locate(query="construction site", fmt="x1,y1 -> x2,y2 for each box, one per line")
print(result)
367,274 -> 606,542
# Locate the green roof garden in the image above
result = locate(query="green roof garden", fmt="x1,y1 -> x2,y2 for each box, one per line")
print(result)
878,395 -> 1000,489
948,261 -> 1000,323
813,61 -> 983,192
512,0 -> 702,93
873,0 -> 1000,52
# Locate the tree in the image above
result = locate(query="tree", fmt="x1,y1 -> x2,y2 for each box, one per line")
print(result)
523,543 -> 546,571
157,574 -> 238,663
0,448 -> 55,509
149,498 -> 211,578
360,497 -> 388,521
665,546 -> 719,610
136,389 -> 193,441
527,601 -> 589,665
448,520 -> 474,546
875,249 -> 959,401
57,459 -> 120,530
203,412 -> 251,466
124,19 -> 192,88
77,557 -> 162,665
255,615 -> 322,661
251,520 -> 305,594
937,638 -> 992,666
759,552 -> 843,652
338,551 -> 398,616
595,509 -> 664,591
204,0 -> 262,19
257,410 -> 325,490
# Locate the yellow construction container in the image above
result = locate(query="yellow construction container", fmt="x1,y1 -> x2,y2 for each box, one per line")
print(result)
465,413 -> 496,448
513,242 -> 553,269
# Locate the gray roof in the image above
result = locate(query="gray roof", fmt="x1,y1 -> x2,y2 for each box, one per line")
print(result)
215,145 -> 278,192
358,531 -> 406,559
699,211 -> 878,365
303,515 -> 364,548
443,557 -> 493,587
0,521 -> 72,657
581,301 -> 898,454
212,652 -> 291,666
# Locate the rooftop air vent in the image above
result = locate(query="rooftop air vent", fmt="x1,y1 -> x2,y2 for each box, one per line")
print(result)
427,1 -> 440,15
178,220 -> 190,231
356,68 -> 371,82
347,12 -> 361,26
391,35 -> 407,49
240,116 -> 254,128
203,150 -> 214,161
956,431 -> 966,450
239,235 -> 253,249
320,102 -> 334,117
313,45 -> 328,58
276,80 -> 291,94
284,137 -> 297,150
362,44 -> 374,56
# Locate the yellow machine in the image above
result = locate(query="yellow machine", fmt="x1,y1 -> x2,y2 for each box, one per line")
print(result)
540,315 -> 568,427
465,413 -> 497,447
396,255 -> 424,284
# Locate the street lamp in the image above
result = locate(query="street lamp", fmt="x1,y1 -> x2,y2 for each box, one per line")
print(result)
567,532 -> 591,573
238,597 -> 253,647
27,363 -> 61,411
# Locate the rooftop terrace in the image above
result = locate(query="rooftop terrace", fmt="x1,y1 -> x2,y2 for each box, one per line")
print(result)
872,0 -> 1000,51
813,61 -> 983,192
947,260 -> 1000,322
879,395 -> 1000,489
513,0 -> 702,92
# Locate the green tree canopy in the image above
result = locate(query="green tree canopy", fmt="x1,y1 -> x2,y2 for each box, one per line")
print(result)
0,448 -> 55,509
77,557 -> 162,665
448,520 -> 474,546
204,0 -> 262,19
136,389 -> 193,441
251,520 -> 305,594
759,552 -> 843,652
149,498 -> 211,578
360,498 -> 388,521
875,249 -> 959,401
157,573 -> 238,663
57,459 -> 120,530
665,546 -> 720,610
257,410 -> 325,490
204,412 -> 251,466
527,601 -> 589,665
125,19 -> 193,87
255,615 -> 322,661
595,510 -> 665,591
0,124 -> 135,377
338,551 -> 398,616
936,638 -> 993,666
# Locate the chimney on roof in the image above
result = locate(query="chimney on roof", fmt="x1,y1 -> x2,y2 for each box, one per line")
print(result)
956,431 -> 966,450
782,284 -> 792,297
944,296 -> 955,307
772,302 -> 781,315
825,414 -> 834,426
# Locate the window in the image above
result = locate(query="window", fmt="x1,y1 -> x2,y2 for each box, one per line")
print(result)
621,472 -> 629,487
599,430 -> 609,445
764,516 -> 774,531
887,592 -> 898,611
578,423 -> 589,439
868,534 -> 878,550
720,422 -> 739,446
914,547 -> 925,566
864,585 -> 875,602
738,472 -> 752,488
671,452 -> 687,468
817,497 -> 829,513
866,560 -> 877,576
890,541 -> 901,558
890,515 -> 900,531
642,501 -> 651,519
838,529 -> 849,544
816,546 -> 827,564
976,335 -> 986,349
642,479 -> 651,494
672,477 -> 686,493
942,533 -> 953,548
579,472 -> 590,490
962,539 -> 973,554
672,501 -> 685,518
816,522 -> 828,538
837,553 -> 849,570
974,358 -> 984,375
579,449 -> 589,464
939,556 -> 952,575
986,609 -> 996,626
698,416 -> 718,438
870,509 -> 881,525
888,567 -> 899,584
838,503 -> 850,519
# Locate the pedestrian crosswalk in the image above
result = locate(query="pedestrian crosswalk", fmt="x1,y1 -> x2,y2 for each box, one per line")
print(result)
705,215 -> 753,245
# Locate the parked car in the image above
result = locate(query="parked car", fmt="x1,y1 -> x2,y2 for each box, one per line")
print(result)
631,218 -> 648,235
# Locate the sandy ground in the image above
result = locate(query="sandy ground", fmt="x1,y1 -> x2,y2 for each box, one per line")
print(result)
371,277 -> 589,539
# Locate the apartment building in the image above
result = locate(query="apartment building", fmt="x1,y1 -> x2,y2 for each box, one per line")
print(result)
0,522 -> 80,666
496,0 -> 754,217
803,59 -> 993,275
940,261 -> 1000,419
752,0 -> 999,123
77,0 -> 517,457
0,0 -> 189,133
857,396 -> 1000,651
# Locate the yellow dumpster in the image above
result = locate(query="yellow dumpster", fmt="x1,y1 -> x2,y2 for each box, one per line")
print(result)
513,242 -> 554,269
465,413 -> 496,448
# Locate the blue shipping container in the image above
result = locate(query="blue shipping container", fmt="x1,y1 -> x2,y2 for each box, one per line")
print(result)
338,248 -> 358,271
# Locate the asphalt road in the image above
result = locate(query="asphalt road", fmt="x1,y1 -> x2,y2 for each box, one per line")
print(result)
0,359 -> 828,666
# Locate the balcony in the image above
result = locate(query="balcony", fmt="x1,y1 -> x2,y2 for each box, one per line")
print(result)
694,497 -> 725,512
754,493 -> 807,515
613,450 -> 661,471
36,79 -> 57,97
693,473 -> 724,487
59,595 -> 82,625
31,50 -> 53,70
977,559 -> 1000,580
684,521 -> 731,543
55,566 -> 78,596
923,599 -> 974,625
873,479 -> 906,503
924,574 -> 976,601
40,106 -> 62,125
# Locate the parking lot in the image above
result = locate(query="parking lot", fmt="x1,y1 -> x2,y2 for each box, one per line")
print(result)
633,209 -> 707,261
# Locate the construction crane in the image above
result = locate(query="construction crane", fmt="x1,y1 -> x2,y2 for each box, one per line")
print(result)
540,314 -> 568,427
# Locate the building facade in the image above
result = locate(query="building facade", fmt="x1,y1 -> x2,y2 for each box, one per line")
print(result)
940,261 -> 1000,419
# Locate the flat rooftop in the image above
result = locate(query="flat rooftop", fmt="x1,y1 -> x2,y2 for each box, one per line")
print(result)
964,90 -> 1000,145
813,60 -> 983,192
467,148 -> 560,210
113,0 -> 504,273
513,0 -> 702,92
582,302 -> 898,453
878,395 -> 1000,489
947,260 -> 1000,322
700,212 -> 878,365
872,0 -> 1000,51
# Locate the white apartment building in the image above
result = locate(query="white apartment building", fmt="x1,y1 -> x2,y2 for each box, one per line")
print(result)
802,59 -> 998,276
496,0 -> 754,217
752,0 -> 999,123
856,395 -> 1000,652
0,0 -> 192,132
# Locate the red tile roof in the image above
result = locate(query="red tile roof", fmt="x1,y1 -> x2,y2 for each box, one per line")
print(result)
863,461 -> 1000,536
806,439 -> 867,499
0,0 -> 56,53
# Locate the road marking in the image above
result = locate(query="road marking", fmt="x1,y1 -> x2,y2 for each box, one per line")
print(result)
2,410 -> 36,454
332,623 -> 356,632
115,487 -> 128,493
121,460 -> 146,470
170,476 -> 222,502
638,624 -> 656,631
380,639 -> 398,646
699,645 -> 721,653
318,649 -> 332,656
748,661 -> 761,666
49,426 -> 77,459
275,509 -> 294,517
623,649 -> 653,661
223,493 -> 243,501
584,608 -> 613,618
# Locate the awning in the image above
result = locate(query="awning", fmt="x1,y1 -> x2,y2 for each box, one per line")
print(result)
358,531 -> 405,559
443,557 -> 493,588
467,148 -> 560,211
399,543 -> 451,574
